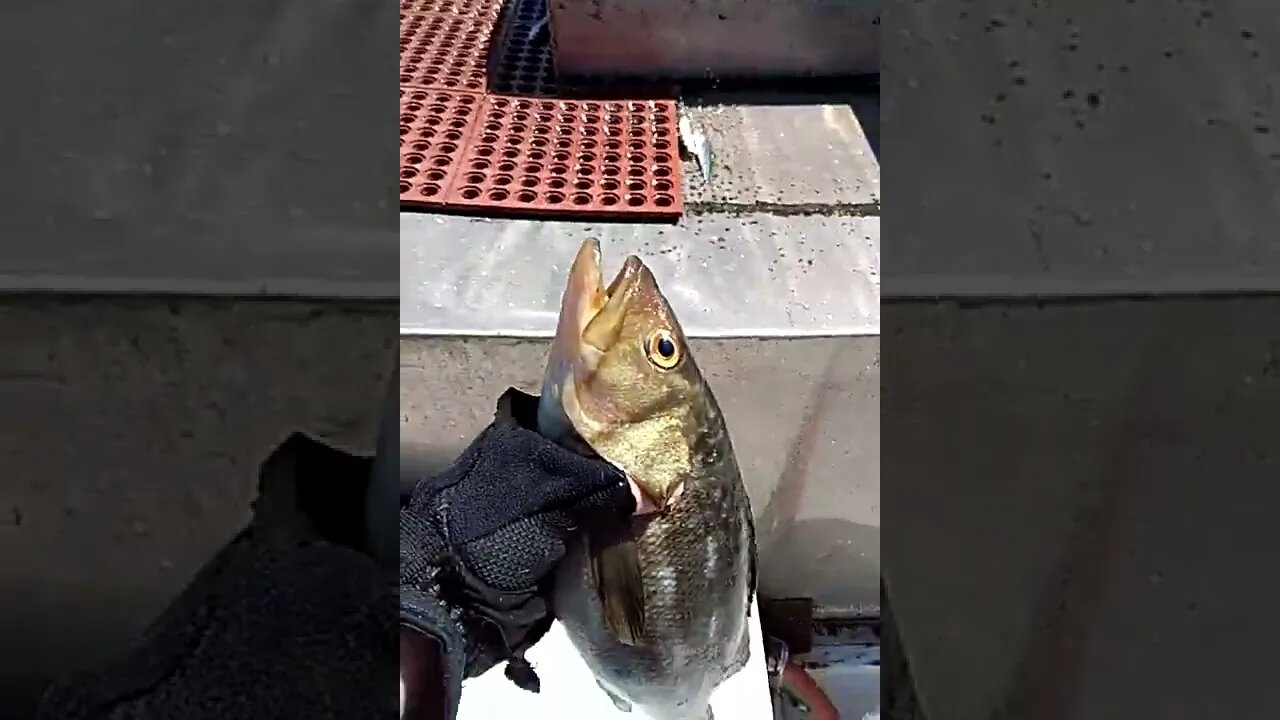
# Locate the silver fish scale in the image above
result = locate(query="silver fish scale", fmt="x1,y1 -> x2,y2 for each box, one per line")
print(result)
553,447 -> 756,720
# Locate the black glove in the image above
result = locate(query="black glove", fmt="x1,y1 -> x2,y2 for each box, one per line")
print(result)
399,388 -> 634,702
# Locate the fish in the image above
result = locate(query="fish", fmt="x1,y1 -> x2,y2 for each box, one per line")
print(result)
537,239 -> 757,720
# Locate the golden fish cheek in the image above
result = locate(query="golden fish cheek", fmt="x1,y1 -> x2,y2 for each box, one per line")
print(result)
572,388 -> 627,443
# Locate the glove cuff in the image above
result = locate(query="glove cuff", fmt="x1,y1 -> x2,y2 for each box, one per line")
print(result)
400,587 -> 467,719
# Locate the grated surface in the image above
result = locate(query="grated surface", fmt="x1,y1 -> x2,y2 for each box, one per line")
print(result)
443,96 -> 683,217
400,11 -> 494,92
399,0 -> 684,219
489,0 -> 558,97
401,0 -> 503,18
400,87 -> 482,206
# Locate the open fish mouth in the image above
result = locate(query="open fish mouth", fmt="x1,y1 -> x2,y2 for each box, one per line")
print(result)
556,239 -> 646,360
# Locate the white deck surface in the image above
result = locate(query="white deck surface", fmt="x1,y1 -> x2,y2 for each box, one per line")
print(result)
457,598 -> 773,720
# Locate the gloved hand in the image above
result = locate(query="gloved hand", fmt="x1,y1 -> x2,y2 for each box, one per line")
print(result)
399,388 -> 633,709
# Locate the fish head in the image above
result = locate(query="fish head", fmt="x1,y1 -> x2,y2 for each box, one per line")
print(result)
540,239 -> 707,512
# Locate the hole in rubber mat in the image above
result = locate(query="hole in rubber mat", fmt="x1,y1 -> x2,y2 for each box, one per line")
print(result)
437,94 -> 686,215
399,87 -> 479,207
399,7 -> 495,92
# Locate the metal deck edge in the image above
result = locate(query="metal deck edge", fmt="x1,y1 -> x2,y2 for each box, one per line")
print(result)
0,275 -> 397,300
2,220 -> 398,300
884,275 -> 1280,299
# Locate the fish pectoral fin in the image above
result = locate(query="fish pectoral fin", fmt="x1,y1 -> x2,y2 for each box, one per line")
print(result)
590,538 -> 646,646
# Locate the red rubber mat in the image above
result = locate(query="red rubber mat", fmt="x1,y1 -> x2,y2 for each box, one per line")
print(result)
400,87 -> 483,205
399,0 -> 684,219
400,11 -> 494,93
401,0 -> 502,19
442,96 -> 683,218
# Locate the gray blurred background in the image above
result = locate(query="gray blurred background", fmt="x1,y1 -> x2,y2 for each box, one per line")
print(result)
0,298 -> 394,715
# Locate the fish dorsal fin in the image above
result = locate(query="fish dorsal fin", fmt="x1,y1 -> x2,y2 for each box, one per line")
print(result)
590,537 -> 646,645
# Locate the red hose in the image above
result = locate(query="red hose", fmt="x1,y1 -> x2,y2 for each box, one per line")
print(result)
780,660 -> 840,720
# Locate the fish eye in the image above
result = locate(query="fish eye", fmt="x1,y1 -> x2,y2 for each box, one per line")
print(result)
645,330 -> 681,370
